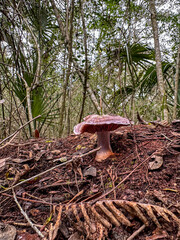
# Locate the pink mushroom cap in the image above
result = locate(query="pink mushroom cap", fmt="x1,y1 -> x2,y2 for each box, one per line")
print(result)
74,114 -> 131,134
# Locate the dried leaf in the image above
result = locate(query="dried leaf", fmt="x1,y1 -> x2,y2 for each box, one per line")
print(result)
62,200 -> 180,240
0,158 -> 8,171
149,155 -> 163,170
0,223 -> 16,240
51,150 -> 61,155
11,158 -> 31,163
145,228 -> 169,240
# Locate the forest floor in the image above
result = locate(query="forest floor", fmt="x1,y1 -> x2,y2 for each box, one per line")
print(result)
0,123 -> 180,240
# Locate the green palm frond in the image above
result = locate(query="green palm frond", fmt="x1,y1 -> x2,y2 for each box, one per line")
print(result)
107,42 -> 155,66
139,62 -> 173,96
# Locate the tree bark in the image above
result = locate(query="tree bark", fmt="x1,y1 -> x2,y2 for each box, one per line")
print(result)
78,0 -> 89,123
173,45 -> 180,119
149,0 -> 168,121
17,73 -> 34,135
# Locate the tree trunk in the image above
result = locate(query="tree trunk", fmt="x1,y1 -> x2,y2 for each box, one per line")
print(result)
149,0 -> 168,121
78,0 -> 89,123
17,73 -> 34,135
173,45 -> 180,119
0,79 -> 6,138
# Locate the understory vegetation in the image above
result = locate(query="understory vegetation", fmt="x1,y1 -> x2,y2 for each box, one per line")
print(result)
0,0 -> 179,138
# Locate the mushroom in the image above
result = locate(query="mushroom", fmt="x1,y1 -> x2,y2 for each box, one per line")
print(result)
74,114 -> 131,162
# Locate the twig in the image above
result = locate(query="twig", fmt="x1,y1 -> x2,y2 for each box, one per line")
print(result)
161,133 -> 173,142
0,115 -> 41,146
6,221 -> 43,228
127,224 -> 146,240
67,190 -> 84,204
12,188 -> 44,238
39,180 -> 88,190
2,193 -> 55,206
0,147 -> 100,193
0,132 -> 19,149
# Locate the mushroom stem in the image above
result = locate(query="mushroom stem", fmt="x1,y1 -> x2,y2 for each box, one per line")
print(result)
96,131 -> 114,161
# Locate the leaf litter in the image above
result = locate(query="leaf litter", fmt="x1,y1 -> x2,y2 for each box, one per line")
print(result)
0,124 -> 179,239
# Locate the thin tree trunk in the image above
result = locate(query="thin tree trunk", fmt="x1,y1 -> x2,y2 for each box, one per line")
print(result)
78,0 -> 89,122
149,0 -> 168,121
173,45 -> 180,119
50,0 -> 67,41
17,73 -> 34,135
0,80 -> 6,138
59,0 -> 74,136
67,88 -> 71,135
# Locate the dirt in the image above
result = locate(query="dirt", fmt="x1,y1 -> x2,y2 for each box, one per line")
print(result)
0,124 -> 179,240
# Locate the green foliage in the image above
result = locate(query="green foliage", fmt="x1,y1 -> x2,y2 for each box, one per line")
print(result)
0,0 -> 179,137
139,62 -> 174,96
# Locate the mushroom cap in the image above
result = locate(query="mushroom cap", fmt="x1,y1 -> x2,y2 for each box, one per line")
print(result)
74,114 -> 131,134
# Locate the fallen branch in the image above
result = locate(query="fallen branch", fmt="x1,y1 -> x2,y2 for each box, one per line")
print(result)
0,115 -> 41,146
127,224 -> 146,240
12,188 -> 44,238
0,132 -> 19,149
2,193 -> 55,206
39,180 -> 88,190
6,221 -> 43,228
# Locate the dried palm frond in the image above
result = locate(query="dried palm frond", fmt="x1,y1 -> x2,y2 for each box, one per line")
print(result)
57,200 -> 180,240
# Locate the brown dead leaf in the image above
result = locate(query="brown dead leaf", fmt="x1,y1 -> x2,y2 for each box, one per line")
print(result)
35,150 -> 46,161
29,151 -> 33,158
0,157 -> 9,171
16,232 -> 41,240
145,228 -> 169,240
51,150 -> 61,155
33,143 -> 40,150
153,190 -> 168,205
29,208 -> 40,217
11,158 -> 32,164
12,164 -> 31,185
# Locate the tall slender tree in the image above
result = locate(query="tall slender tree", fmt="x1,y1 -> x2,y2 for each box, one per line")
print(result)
173,45 -> 180,119
78,0 -> 89,122
149,0 -> 168,121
